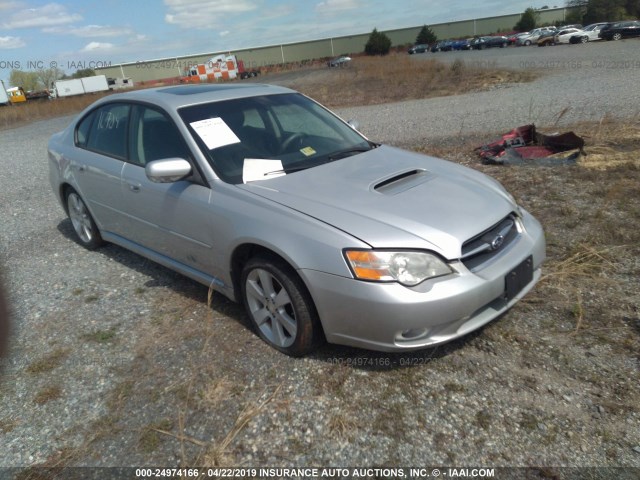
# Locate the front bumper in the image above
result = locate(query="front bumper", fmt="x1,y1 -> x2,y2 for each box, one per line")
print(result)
300,210 -> 545,352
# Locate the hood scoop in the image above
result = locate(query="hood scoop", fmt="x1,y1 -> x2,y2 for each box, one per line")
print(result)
374,168 -> 433,195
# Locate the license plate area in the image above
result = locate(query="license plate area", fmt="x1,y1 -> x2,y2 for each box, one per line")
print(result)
505,256 -> 533,301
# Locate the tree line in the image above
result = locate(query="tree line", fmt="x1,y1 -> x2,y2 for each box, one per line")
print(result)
566,0 -> 639,25
8,68 -> 95,92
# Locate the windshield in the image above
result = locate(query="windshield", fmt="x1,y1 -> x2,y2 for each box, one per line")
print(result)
179,93 -> 373,184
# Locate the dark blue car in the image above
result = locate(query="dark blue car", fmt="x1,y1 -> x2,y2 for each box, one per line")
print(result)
472,36 -> 508,49
452,39 -> 472,50
431,40 -> 454,52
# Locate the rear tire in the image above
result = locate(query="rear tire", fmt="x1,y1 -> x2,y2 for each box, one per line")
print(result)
66,188 -> 103,250
241,255 -> 322,356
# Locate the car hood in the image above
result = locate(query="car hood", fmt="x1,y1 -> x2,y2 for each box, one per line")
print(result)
237,145 -> 516,259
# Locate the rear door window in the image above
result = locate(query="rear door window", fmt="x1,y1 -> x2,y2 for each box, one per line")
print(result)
85,103 -> 130,159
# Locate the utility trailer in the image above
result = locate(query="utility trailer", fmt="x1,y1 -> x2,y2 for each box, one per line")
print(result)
53,75 -> 109,97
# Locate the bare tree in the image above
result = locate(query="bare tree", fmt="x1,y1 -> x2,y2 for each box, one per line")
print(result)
9,70 -> 39,91
36,67 -> 64,91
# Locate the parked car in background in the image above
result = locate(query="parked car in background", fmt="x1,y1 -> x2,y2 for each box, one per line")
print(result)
569,22 -> 610,43
451,39 -> 472,50
599,20 -> 640,40
516,27 -> 557,46
537,31 -> 558,46
48,83 -> 545,356
431,40 -> 454,52
553,27 -> 584,44
328,55 -> 351,67
472,36 -> 508,49
408,44 -> 429,54
558,24 -> 583,30
508,32 -> 529,45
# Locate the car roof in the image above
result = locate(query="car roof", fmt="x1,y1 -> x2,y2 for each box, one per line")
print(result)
97,83 -> 296,112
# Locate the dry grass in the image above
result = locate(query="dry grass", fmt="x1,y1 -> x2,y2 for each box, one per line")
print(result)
0,54 -> 535,129
541,243 -> 620,285
198,385 -> 282,467
295,53 -> 536,108
578,118 -> 640,170
33,385 -> 63,405
0,92 -> 112,130
25,347 -> 70,374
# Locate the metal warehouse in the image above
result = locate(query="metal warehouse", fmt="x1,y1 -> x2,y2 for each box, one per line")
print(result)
96,7 -> 575,84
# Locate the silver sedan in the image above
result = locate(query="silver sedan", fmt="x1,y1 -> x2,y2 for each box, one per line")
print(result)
49,84 -> 545,356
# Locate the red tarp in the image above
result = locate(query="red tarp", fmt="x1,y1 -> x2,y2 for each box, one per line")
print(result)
476,124 -> 585,165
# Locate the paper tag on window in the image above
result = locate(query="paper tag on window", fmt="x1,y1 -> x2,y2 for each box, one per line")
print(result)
190,117 -> 240,150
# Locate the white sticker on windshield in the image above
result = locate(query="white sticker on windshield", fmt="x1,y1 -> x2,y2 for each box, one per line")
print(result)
190,117 -> 240,150
243,159 -> 285,183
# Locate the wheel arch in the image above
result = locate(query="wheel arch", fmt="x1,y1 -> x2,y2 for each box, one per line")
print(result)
60,182 -> 75,216
230,242 -> 311,304
230,242 -> 327,342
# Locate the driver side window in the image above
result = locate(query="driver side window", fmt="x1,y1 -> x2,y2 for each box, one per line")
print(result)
129,106 -> 192,166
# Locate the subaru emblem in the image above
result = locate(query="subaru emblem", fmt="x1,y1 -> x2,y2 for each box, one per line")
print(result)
490,234 -> 505,251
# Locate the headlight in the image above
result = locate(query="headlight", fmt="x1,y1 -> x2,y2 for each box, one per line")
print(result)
344,250 -> 453,286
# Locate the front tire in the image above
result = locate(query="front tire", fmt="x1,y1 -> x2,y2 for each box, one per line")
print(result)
612,33 -> 622,41
66,189 -> 103,250
241,255 -> 322,356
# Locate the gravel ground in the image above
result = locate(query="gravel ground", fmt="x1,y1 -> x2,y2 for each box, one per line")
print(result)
337,40 -> 640,146
0,40 -> 639,473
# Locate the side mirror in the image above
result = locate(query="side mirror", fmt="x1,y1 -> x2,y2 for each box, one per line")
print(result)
145,158 -> 192,183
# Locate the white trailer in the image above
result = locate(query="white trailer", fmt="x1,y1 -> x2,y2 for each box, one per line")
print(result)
81,75 -> 109,93
0,80 -> 9,105
54,75 -> 110,97
54,78 -> 85,97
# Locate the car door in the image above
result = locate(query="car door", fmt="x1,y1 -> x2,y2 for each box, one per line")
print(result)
623,21 -> 640,37
119,105 -> 216,273
72,103 -> 130,234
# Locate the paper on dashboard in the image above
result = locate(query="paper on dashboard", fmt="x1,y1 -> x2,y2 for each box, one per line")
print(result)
242,159 -> 285,183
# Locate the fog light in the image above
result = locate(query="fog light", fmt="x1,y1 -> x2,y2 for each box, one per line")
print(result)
400,328 -> 428,340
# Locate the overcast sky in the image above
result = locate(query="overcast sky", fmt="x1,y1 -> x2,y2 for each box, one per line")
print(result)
0,0 -> 560,85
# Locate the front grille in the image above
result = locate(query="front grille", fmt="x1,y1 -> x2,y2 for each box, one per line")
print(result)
461,214 -> 519,270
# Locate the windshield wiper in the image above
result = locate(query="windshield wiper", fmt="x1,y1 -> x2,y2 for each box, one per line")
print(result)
264,143 -> 379,176
263,165 -> 312,176
327,143 -> 378,161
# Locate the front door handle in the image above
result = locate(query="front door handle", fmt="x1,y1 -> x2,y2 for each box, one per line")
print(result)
127,182 -> 141,192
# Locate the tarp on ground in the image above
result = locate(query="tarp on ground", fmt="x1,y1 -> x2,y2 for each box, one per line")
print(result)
476,124 -> 585,166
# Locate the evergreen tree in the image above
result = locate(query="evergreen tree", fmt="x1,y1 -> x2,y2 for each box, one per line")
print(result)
365,28 -> 392,55
514,8 -> 537,31
416,25 -> 437,45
